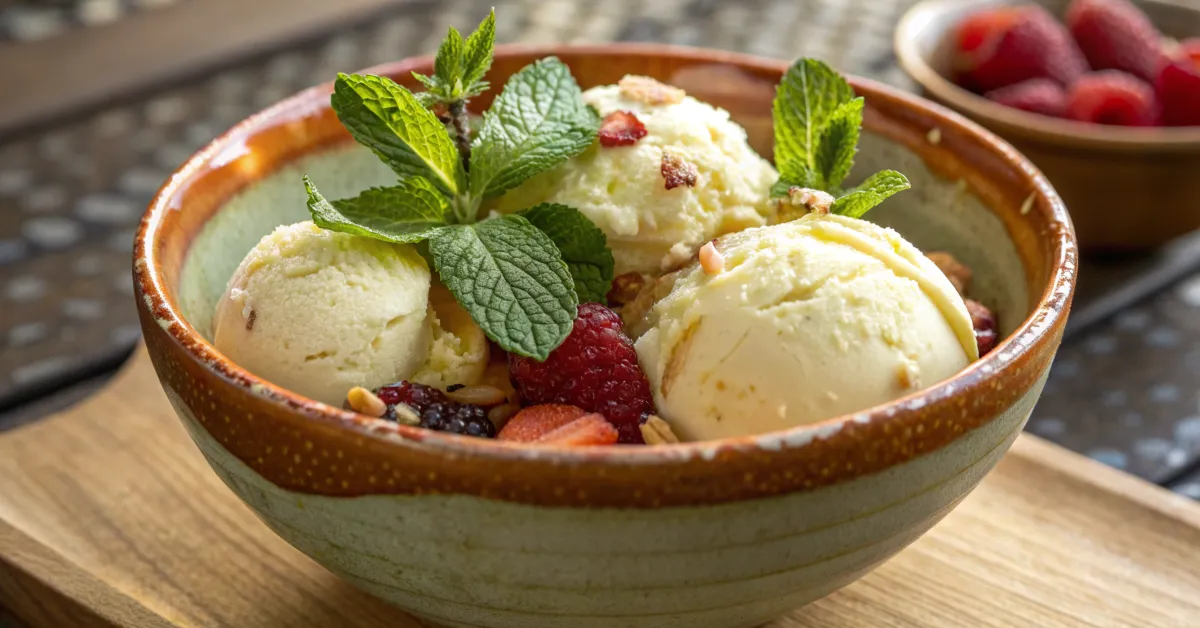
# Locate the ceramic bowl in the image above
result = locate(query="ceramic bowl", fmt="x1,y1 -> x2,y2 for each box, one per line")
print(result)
134,44 -> 1076,628
896,0 -> 1200,251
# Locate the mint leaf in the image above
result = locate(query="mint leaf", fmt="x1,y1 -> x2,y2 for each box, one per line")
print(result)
304,176 -> 447,243
831,170 -> 911,219
519,203 -> 614,304
814,98 -> 863,190
429,216 -> 577,360
332,73 -> 466,196
433,27 -> 465,94
773,59 -> 855,188
469,57 -> 600,200
461,9 -> 495,97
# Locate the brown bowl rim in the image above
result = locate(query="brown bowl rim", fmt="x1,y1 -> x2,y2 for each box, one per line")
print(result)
895,0 -> 1200,153
135,43 -> 1075,482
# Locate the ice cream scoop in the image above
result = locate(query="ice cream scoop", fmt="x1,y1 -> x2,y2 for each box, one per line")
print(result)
633,213 -> 978,441
495,76 -> 778,276
410,282 -> 490,390
213,221 -> 433,406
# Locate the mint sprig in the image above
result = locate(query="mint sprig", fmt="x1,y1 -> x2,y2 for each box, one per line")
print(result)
303,13 -> 611,360
772,59 -> 910,217
470,58 -> 601,200
519,203 -> 614,304
332,73 -> 466,197
429,216 -> 577,360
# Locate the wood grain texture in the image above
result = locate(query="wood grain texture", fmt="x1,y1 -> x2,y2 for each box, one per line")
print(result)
1,348 -> 1198,627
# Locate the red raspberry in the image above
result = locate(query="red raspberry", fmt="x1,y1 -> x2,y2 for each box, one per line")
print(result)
598,111 -> 647,147
984,78 -> 1068,117
1067,71 -> 1159,126
955,6 -> 1087,92
1156,41 -> 1200,126
965,299 -> 1000,356
1066,0 -> 1167,83
509,303 -> 655,444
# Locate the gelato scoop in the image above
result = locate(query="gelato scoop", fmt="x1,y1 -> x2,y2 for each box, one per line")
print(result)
633,213 -> 978,441
213,221 -> 434,406
495,75 -> 778,276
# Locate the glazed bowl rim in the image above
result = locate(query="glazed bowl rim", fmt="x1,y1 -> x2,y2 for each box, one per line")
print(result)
895,0 -> 1200,152
135,42 -> 1076,466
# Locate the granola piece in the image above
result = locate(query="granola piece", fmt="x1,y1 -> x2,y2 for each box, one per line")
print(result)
639,414 -> 681,444
620,271 -> 681,337
607,272 -> 648,307
926,251 -> 972,296
618,75 -> 686,105
661,151 -> 699,190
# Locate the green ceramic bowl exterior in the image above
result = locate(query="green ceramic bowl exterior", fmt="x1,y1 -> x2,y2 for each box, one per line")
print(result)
135,46 -> 1076,627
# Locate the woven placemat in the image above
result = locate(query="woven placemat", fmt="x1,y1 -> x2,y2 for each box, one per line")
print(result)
2,0 -> 1199,492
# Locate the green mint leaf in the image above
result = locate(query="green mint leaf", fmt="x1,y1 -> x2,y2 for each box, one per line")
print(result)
469,57 -> 600,200
461,9 -> 496,94
429,215 -> 577,360
331,73 -> 465,196
831,170 -> 911,219
814,97 -> 864,190
304,175 -> 448,243
519,203 -> 614,304
412,72 -> 438,91
773,58 -> 855,187
434,27 -> 465,94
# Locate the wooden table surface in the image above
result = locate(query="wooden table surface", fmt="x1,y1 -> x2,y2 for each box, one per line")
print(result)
1,349 -> 1199,627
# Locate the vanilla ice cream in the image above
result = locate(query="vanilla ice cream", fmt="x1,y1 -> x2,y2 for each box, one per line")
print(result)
633,214 -> 978,441
411,282 -> 490,389
213,221 -> 433,406
495,76 -> 778,276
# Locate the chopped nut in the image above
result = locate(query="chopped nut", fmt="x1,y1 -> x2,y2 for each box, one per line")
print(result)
925,251 -> 971,296
777,187 -> 834,221
661,151 -> 699,190
698,240 -> 724,275
926,127 -> 942,145
607,272 -> 648,307
620,271 -> 679,336
393,403 -> 421,426
245,308 -> 257,331
640,414 -> 681,445
446,384 -> 508,407
487,403 -> 520,430
897,361 -> 920,390
598,110 -> 648,147
347,386 -> 387,418
619,75 -> 685,105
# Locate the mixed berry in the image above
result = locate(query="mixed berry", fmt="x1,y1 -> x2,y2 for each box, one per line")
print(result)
952,0 -> 1200,127
374,381 -> 497,438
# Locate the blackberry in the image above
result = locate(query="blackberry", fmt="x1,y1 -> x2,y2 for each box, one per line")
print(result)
373,381 -> 495,438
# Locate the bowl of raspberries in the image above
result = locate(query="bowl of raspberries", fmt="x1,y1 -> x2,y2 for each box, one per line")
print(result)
896,0 -> 1200,250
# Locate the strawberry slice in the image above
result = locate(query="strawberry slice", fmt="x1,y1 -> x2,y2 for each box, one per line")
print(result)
536,413 -> 618,446
598,111 -> 648,147
497,404 -> 618,445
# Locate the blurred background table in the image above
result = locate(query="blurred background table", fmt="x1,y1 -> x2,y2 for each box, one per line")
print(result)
2,0 -> 1199,509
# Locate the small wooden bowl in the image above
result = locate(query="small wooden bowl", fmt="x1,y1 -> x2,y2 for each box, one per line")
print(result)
134,44 -> 1076,627
896,0 -> 1200,251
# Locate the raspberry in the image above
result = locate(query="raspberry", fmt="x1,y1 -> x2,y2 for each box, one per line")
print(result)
1066,71 -> 1159,126
984,78 -> 1068,117
509,303 -> 656,444
1066,0 -> 1167,83
598,111 -> 647,147
965,299 -> 999,356
1156,43 -> 1200,126
498,405 -> 618,445
374,382 -> 495,438
955,6 -> 1087,92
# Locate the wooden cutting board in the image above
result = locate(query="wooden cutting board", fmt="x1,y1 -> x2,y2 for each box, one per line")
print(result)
1,348 -> 1198,627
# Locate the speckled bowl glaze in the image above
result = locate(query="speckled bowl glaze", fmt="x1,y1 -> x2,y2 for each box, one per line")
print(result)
896,0 -> 1200,250
134,45 -> 1076,628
